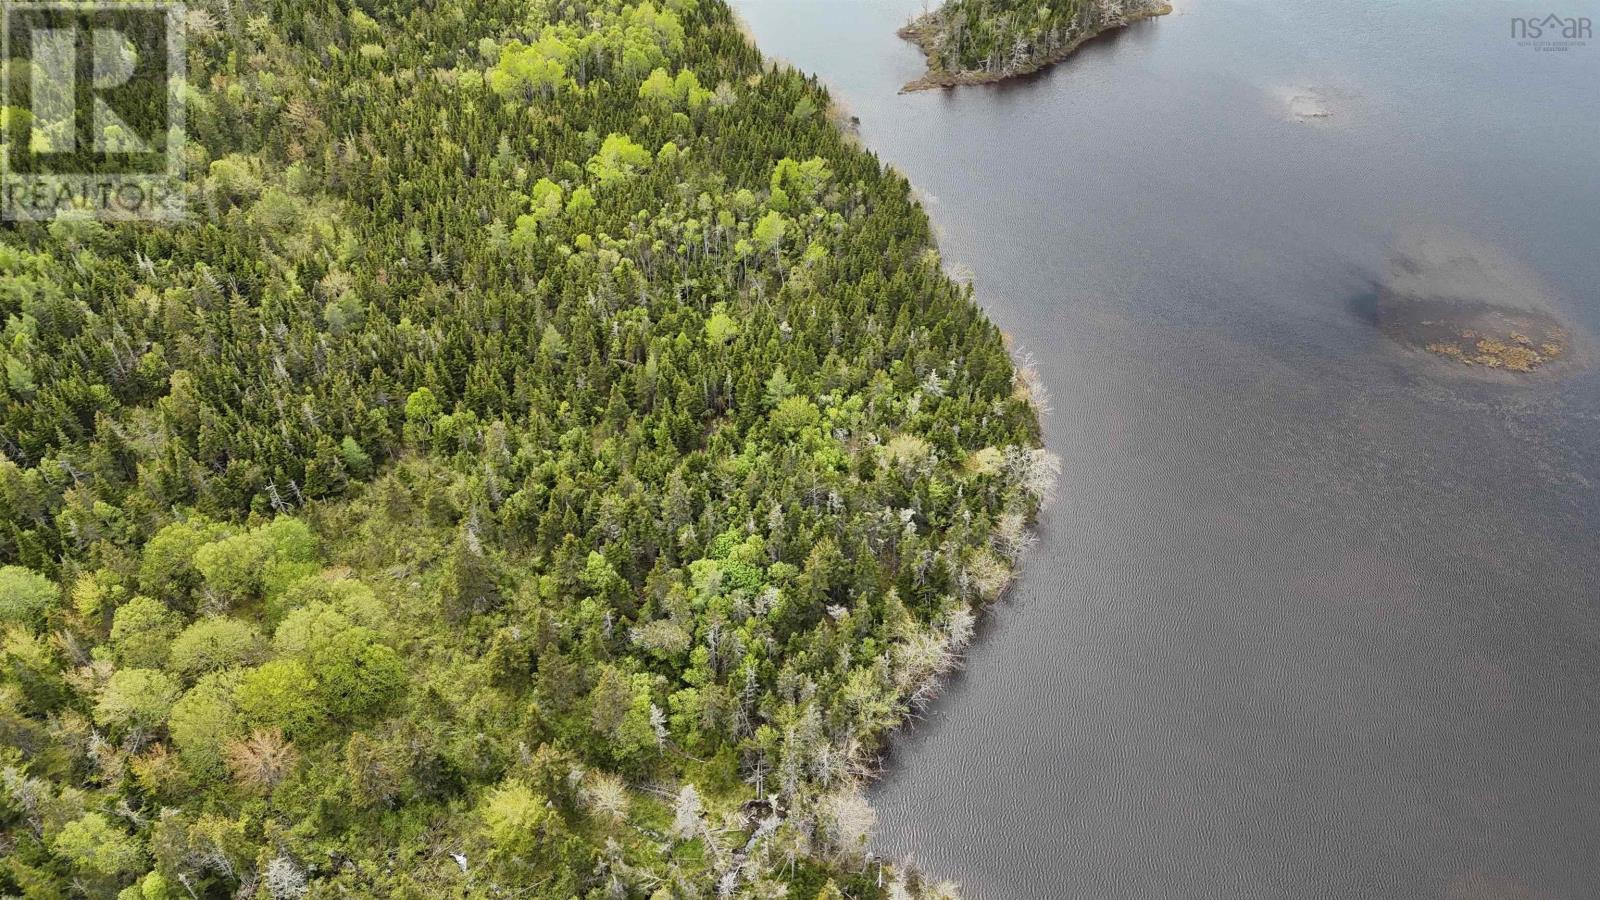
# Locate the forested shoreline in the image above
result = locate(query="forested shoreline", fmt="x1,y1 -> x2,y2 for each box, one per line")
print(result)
0,0 -> 1052,896
899,0 -> 1171,91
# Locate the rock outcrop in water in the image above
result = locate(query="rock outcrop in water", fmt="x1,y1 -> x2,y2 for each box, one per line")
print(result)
1378,232 -> 1580,374
899,0 -> 1171,92
1278,86 -> 1335,123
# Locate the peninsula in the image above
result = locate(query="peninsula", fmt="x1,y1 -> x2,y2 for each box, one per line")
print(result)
0,0 -> 1050,896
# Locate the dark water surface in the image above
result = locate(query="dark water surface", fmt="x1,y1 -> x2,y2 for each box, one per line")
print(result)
730,1 -> 1600,896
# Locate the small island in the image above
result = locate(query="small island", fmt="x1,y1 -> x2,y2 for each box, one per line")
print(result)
899,0 -> 1173,91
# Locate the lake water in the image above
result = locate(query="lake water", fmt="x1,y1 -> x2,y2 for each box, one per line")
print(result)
730,0 -> 1600,896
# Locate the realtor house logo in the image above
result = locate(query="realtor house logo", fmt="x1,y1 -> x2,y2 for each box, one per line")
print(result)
1511,13 -> 1592,51
1,1 -> 185,220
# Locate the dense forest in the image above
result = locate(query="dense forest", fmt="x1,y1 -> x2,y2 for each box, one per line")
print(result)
900,0 -> 1170,88
0,0 -> 1053,896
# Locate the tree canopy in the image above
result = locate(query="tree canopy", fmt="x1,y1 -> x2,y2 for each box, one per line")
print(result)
0,0 -> 1049,895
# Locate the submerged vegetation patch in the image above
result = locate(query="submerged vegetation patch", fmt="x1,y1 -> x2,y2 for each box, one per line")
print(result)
1377,231 -> 1584,377
1411,313 -> 1569,372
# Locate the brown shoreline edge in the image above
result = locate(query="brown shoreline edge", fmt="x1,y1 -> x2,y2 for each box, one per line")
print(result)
898,3 -> 1173,92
